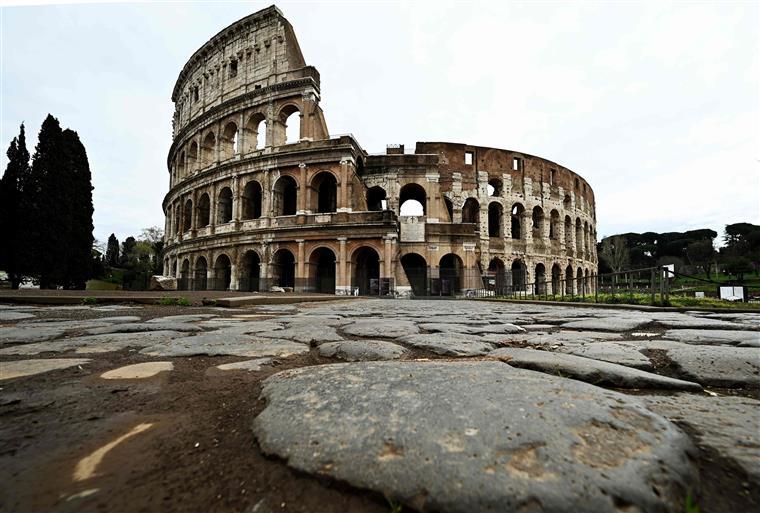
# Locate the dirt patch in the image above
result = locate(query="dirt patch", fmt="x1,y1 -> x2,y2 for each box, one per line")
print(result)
572,419 -> 650,468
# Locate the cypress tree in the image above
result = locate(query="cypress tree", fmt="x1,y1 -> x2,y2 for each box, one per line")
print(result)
0,124 -> 30,289
61,129 -> 94,289
105,233 -> 120,267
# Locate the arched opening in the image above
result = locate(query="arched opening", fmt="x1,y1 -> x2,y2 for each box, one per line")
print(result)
312,172 -> 337,213
439,253 -> 463,295
462,198 -> 480,225
563,194 -> 571,210
280,105 -> 300,144
309,247 -> 336,294
487,177 -> 502,197
213,254 -> 232,291
177,151 -> 185,179
187,141 -> 198,173
584,221 -> 590,253
532,206 -> 545,239
399,183 -> 426,216
550,209 -> 560,240
194,257 -> 208,291
565,265 -> 575,295
201,131 -> 216,167
171,260 -> 177,277
511,203 -> 525,239
551,264 -> 562,295
273,175 -> 298,216
487,258 -> 506,293
217,187 -> 233,224
352,247 -> 380,295
488,202 -> 503,238
272,249 -> 296,289
197,194 -> 210,227
183,199 -> 193,232
575,218 -> 583,253
366,186 -> 387,211
242,181 -> 262,219
401,253 -> 427,296
565,215 -> 573,247
244,113 -> 267,152
220,122 -> 238,160
174,206 -> 181,235
241,251 -> 260,292
443,197 -> 454,222
577,266 -> 585,294
179,259 -> 190,290
511,259 -> 526,291
535,263 -> 546,295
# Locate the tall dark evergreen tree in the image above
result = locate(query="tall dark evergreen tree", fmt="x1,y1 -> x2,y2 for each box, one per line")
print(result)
61,129 -> 94,289
0,124 -> 30,288
105,233 -> 120,267
120,236 -> 137,267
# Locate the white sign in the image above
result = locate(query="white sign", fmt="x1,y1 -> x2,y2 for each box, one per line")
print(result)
719,286 -> 745,302
662,264 -> 675,279
695,291 -> 705,298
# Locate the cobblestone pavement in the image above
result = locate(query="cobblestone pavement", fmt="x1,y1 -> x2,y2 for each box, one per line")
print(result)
1,299 -> 758,513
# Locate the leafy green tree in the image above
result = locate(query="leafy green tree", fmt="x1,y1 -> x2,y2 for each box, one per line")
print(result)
61,128 -> 93,289
685,239 -> 716,278
120,236 -> 137,268
0,123 -> 30,288
723,257 -> 752,282
599,235 -> 630,273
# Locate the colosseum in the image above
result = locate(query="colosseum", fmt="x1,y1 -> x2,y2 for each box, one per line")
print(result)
162,5 -> 598,297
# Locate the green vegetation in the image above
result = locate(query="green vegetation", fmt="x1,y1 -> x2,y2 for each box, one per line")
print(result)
81,297 -> 98,305
177,297 -> 191,307
485,292 -> 760,310
157,297 -> 191,307
684,492 -> 700,513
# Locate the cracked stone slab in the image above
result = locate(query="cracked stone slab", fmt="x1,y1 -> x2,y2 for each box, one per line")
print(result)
257,325 -> 343,345
560,342 -> 653,370
100,361 -> 173,379
253,361 -> 696,513
661,345 -> 760,387
419,323 -> 525,335
318,340 -> 406,361
0,330 -> 186,355
140,334 -> 309,358
496,331 -> 623,347
645,394 -> 760,482
399,333 -> 496,356
83,322 -> 202,335
145,314 -> 217,324
342,320 -> 420,339
214,358 -> 273,372
0,311 -> 37,321
561,317 -> 652,332
489,347 -> 702,390
662,329 -> 759,346
0,326 -> 67,345
650,314 -> 746,329
14,316 -> 143,331
0,358 -> 90,380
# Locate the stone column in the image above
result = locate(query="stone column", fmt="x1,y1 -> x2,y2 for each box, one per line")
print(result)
238,112 -> 245,156
338,159 -> 351,213
214,123 -> 221,164
383,236 -> 393,278
232,175 -> 241,225
337,237 -> 349,295
296,240 -> 306,292
230,263 -> 238,291
298,163 -> 307,214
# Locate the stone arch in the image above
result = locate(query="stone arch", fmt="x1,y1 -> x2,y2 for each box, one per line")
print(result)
244,112 -> 267,152
197,193 -> 210,227
242,180 -> 262,220
217,187 -> 233,224
400,252 -> 427,296
240,250 -> 261,292
488,177 -> 503,197
443,197 -> 454,222
308,246 -> 336,294
220,121 -> 238,160
277,103 -> 301,145
183,198 -> 193,232
352,246 -> 381,295
575,218 -> 583,253
487,257 -> 507,293
177,151 -> 186,179
201,131 -> 216,167
511,203 -> 525,239
488,202 -> 503,238
399,183 -> 426,216
550,209 -> 560,240
532,206 -> 545,239
187,141 -> 198,173
439,253 -> 464,295
563,194 -> 571,210
311,171 -> 338,213
271,249 -> 296,289
366,186 -> 387,211
462,198 -> 480,225
565,265 -> 575,295
577,266 -> 585,294
179,259 -> 190,290
194,256 -> 208,291
535,263 -> 547,294
551,263 -> 562,294
213,254 -> 232,291
511,259 -> 526,291
272,175 -> 298,216
565,215 -> 573,247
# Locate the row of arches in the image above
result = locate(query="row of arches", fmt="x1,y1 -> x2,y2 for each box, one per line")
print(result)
172,105 -> 302,184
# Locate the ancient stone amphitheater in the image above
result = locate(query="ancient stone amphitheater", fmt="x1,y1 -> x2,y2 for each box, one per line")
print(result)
162,6 -> 598,296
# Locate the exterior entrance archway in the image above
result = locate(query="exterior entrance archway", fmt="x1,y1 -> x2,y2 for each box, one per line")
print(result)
352,247 -> 380,295
439,253 -> 463,295
242,251 -> 260,292
401,253 -> 427,296
309,247 -> 336,294
272,249 -> 295,289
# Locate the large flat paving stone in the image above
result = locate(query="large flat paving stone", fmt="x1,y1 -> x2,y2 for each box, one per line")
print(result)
214,358 -> 273,372
419,323 -> 525,335
0,358 -> 90,380
399,333 -> 495,356
145,314 -> 217,323
342,319 -> 419,339
561,342 -> 653,370
100,361 -> 173,379
0,311 -> 36,321
0,330 -> 186,355
650,314 -> 746,329
253,361 -> 696,513
140,334 -> 309,358
257,325 -> 343,345
662,345 -> 760,387
561,317 -> 652,332
318,340 -> 406,361
645,394 -> 760,482
0,326 -> 66,345
84,322 -> 202,335
490,347 -> 702,390
662,329 -> 759,346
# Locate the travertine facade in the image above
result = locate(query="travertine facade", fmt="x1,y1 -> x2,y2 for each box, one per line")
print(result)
162,6 -> 598,296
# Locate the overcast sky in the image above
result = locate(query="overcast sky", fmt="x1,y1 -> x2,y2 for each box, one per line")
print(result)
2,0 -> 758,246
